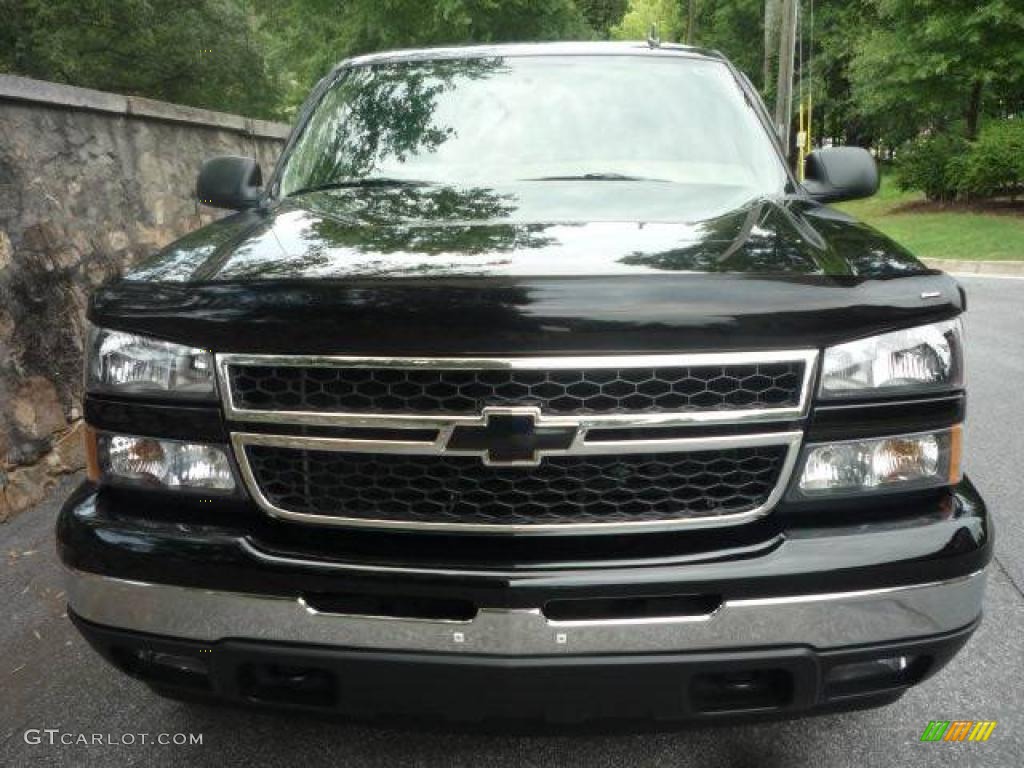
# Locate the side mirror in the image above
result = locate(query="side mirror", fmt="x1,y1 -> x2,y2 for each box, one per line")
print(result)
802,147 -> 879,203
197,156 -> 263,210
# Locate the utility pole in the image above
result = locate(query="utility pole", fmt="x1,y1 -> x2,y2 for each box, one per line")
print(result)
686,0 -> 698,45
764,0 -> 781,92
773,0 -> 798,155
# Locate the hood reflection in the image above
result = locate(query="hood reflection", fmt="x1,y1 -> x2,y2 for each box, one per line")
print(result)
127,183 -> 927,283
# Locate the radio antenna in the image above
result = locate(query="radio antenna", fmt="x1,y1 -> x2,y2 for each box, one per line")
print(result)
647,23 -> 661,48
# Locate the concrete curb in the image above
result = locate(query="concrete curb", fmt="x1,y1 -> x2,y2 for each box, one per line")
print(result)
923,258 -> 1024,277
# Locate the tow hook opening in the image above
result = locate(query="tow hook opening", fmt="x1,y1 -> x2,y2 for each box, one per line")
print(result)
111,647 -> 212,692
690,669 -> 795,713
238,663 -> 337,708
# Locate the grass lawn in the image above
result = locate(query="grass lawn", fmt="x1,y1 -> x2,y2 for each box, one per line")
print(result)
835,175 -> 1024,262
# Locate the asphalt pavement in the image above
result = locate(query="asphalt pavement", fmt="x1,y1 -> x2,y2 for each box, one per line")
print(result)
2,275 -> 1023,767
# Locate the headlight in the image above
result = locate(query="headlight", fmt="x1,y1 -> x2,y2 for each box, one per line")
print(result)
819,319 -> 963,398
791,426 -> 962,498
87,430 -> 237,493
86,325 -> 215,399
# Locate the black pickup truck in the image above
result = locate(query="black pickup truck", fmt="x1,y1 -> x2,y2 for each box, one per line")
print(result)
59,42 -> 989,723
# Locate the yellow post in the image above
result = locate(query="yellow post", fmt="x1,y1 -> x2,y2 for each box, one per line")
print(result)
797,101 -> 807,181
807,92 -> 813,156
795,95 -> 813,181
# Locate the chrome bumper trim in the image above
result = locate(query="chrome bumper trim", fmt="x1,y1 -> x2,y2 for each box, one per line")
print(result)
66,567 -> 986,656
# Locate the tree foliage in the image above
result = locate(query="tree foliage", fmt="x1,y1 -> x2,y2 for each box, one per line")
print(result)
896,120 -> 1024,201
956,119 -> 1024,199
694,0 -> 764,85
895,132 -> 968,201
2,0 -> 600,118
281,58 -> 505,186
1,0 -> 283,118
3,0 -> 1024,166
611,0 -> 684,41
576,0 -> 630,38
849,0 -> 1024,142
255,0 -> 596,116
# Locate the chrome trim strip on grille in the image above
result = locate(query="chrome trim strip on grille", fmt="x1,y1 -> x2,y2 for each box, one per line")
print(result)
231,430 -> 804,533
215,350 -> 820,428
65,566 -> 987,656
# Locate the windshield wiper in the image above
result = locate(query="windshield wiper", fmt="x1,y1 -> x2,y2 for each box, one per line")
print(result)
522,173 -> 670,182
286,178 -> 433,196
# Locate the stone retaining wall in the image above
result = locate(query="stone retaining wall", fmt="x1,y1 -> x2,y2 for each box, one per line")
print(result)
0,75 -> 289,520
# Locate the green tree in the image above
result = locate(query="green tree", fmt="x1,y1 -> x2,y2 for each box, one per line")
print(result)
955,119 -> 1024,200
256,0 -> 596,116
577,0 -> 630,38
611,0 -> 685,42
895,132 -> 967,200
799,0 -> 881,147
1,0 -> 285,118
849,0 -> 1024,140
696,0 -> 764,82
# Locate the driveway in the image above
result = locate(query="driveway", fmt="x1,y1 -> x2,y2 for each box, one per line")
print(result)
3,275 -> 1022,767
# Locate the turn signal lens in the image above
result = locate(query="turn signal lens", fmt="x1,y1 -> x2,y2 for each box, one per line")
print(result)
793,426 -> 962,498
96,433 -> 236,493
84,425 -> 102,483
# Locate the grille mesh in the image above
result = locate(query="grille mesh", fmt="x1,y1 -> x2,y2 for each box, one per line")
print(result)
228,362 -> 804,415
245,445 -> 788,527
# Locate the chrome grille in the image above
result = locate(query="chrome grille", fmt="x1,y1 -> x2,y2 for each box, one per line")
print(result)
244,445 -> 789,528
220,352 -> 815,533
227,361 -> 804,415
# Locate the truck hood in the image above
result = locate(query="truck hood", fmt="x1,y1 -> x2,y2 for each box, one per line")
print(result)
93,183 -> 962,354
127,182 -> 928,281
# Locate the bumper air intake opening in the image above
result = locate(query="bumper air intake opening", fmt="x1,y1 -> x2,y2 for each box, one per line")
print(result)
302,592 -> 478,622
689,669 -> 794,713
543,593 -> 722,623
238,663 -> 338,708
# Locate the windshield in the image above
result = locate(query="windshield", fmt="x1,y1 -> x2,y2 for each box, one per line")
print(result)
278,55 -> 788,197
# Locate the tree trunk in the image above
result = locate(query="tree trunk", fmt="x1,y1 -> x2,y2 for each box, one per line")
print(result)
965,79 -> 984,140
686,0 -> 698,44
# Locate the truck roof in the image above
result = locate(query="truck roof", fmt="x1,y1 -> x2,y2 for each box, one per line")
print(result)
339,41 -> 724,71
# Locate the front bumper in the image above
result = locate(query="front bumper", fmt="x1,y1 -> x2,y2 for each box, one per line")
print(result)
59,478 -> 992,721
66,566 -> 986,656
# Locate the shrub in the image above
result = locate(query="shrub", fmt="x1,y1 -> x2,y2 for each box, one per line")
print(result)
954,120 -> 1024,200
895,133 -> 967,201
